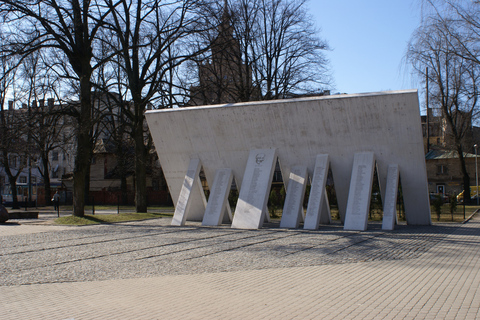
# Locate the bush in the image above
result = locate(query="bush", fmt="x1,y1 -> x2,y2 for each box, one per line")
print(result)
268,189 -> 280,218
228,189 -> 239,209
268,186 -> 285,219
432,194 -> 443,221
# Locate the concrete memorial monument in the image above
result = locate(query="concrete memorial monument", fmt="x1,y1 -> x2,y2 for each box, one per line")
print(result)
280,165 -> 308,229
304,154 -> 330,230
146,90 -> 431,230
344,152 -> 376,231
382,164 -> 400,230
232,149 -> 277,229
171,158 -> 206,226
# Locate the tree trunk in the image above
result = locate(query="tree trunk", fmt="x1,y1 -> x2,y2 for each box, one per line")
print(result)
42,154 -> 51,206
458,146 -> 471,203
134,119 -> 148,213
5,171 -> 19,209
118,154 -> 128,205
72,74 -> 93,217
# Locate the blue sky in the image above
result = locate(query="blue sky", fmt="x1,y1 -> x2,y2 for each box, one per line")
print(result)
309,0 -> 421,95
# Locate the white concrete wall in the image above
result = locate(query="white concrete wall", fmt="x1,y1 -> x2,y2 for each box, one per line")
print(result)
146,90 -> 431,225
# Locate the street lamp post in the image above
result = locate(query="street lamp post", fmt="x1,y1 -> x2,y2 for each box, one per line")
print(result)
475,144 -> 478,205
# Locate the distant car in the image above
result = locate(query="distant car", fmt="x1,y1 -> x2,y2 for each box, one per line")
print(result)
457,188 -> 480,203
430,193 -> 449,203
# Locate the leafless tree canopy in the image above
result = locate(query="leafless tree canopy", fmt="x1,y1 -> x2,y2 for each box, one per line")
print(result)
0,0 -> 114,216
407,0 -> 480,201
0,0 -> 332,212
189,0 -> 331,105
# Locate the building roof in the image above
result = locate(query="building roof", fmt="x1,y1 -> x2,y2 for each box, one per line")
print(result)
425,149 -> 477,160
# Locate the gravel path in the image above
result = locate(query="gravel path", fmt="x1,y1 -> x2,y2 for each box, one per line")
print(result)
0,218 -> 459,286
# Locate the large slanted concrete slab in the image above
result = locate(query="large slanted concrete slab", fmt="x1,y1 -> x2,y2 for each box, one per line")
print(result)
171,158 -> 206,226
280,165 -> 308,228
344,152 -> 376,231
232,149 -> 277,229
382,164 -> 400,230
304,154 -> 330,230
202,168 -> 234,226
146,90 -> 431,226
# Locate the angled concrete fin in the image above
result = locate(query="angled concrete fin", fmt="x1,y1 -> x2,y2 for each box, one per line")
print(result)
344,152 -> 376,231
232,149 -> 277,229
202,168 -> 234,226
172,158 -> 206,226
382,164 -> 399,230
304,154 -> 329,230
280,165 -> 308,228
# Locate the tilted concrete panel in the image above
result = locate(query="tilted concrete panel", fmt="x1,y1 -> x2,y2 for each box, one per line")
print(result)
146,90 -> 431,226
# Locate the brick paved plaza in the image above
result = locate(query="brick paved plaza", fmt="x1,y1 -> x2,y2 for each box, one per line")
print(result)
1,214 -> 480,319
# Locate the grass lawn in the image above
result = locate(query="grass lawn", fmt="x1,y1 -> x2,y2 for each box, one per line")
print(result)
55,212 -> 172,225
431,204 -> 479,222
82,205 -> 174,211
54,204 -> 479,226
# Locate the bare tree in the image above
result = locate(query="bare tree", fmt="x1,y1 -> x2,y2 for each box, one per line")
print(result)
420,0 -> 480,66
32,101 -> 75,207
190,0 -> 331,105
255,0 -> 330,99
0,0 -> 117,216
0,44 -> 29,209
407,5 -> 480,202
0,100 -> 30,209
0,112 -> 29,209
102,0 -> 209,212
13,52 -> 70,206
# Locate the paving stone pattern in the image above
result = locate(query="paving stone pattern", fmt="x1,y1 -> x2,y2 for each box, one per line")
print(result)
1,216 -> 480,319
1,219 -> 453,286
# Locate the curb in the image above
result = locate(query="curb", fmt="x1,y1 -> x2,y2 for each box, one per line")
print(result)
462,208 -> 480,224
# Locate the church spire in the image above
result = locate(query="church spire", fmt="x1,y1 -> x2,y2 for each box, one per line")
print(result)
221,0 -> 230,26
223,0 -> 228,14
218,0 -> 232,37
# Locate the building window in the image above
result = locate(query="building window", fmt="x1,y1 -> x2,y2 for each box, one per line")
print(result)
52,151 -> 59,161
52,165 -> 59,179
31,177 -> 36,184
437,165 -> 448,175
437,184 -> 445,194
19,176 -> 27,184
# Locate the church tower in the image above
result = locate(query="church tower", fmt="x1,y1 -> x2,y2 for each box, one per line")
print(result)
188,0 -> 257,105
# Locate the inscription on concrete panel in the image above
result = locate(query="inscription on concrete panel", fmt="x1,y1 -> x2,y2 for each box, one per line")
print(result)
344,152 -> 375,231
232,149 -> 277,229
202,168 -> 233,226
280,165 -> 308,228
382,164 -> 399,231
304,154 -> 329,230
172,158 -> 203,226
